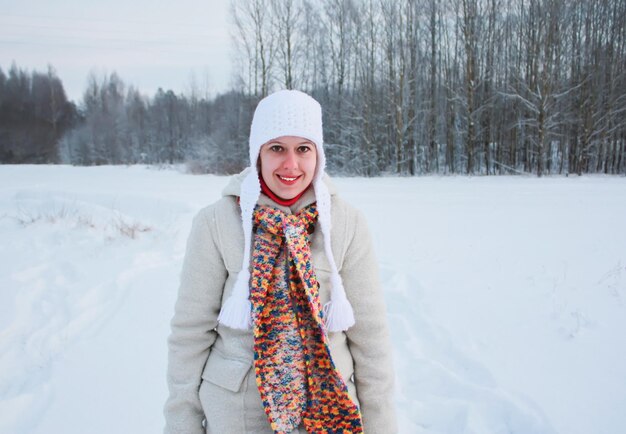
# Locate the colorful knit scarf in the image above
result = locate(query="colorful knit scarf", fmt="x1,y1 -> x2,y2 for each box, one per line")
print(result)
251,204 -> 363,434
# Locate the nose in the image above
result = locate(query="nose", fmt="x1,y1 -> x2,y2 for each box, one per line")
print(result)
281,148 -> 298,170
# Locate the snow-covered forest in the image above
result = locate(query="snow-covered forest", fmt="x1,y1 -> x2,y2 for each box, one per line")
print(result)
2,1 -> 626,432
1,0 -> 625,176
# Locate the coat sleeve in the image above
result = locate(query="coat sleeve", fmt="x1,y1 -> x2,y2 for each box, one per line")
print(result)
342,209 -> 398,434
164,206 -> 227,434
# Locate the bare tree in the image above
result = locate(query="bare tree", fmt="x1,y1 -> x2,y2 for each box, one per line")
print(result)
459,0 -> 479,174
232,0 -> 277,97
272,0 -> 303,89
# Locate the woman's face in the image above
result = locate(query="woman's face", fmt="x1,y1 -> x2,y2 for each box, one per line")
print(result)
259,135 -> 317,200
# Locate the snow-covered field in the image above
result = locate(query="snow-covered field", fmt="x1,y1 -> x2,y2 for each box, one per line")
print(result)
1,165 -> 625,434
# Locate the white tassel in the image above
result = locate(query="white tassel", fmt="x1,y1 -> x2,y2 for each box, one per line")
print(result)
323,273 -> 355,332
217,269 -> 252,329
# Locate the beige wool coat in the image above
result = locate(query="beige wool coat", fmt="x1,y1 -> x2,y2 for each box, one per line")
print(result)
164,170 -> 397,434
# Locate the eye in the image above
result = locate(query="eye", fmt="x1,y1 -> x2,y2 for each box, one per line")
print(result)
297,145 -> 313,153
268,144 -> 283,152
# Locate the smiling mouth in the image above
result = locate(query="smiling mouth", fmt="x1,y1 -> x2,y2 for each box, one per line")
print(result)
278,175 -> 301,182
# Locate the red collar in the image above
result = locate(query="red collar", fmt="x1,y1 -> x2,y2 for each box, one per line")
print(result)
259,175 -> 309,207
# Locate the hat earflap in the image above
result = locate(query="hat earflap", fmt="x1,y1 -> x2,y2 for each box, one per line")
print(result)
314,179 -> 355,332
217,170 -> 259,329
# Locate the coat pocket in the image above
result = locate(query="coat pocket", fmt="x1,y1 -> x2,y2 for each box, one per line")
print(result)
201,350 -> 251,392
199,351 -> 253,433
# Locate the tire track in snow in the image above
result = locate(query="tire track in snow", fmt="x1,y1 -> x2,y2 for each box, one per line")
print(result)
381,265 -> 558,434
0,195 -> 173,433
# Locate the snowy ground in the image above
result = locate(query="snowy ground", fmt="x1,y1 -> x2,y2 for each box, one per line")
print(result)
1,165 -> 625,434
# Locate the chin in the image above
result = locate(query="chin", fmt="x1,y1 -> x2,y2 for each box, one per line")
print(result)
278,188 -> 301,199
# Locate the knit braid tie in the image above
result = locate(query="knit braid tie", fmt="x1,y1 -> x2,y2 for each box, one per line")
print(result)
251,204 -> 363,434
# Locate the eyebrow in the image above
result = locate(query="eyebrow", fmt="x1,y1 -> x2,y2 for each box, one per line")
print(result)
268,140 -> 314,146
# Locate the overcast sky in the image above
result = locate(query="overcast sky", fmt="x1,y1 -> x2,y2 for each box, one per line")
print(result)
0,0 -> 233,102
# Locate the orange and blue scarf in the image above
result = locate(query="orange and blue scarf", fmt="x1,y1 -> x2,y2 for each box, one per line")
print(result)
250,204 -> 363,434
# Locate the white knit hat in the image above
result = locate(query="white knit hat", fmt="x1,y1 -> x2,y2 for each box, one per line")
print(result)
217,89 -> 356,332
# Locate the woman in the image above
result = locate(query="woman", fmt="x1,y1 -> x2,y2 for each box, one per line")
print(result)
164,90 -> 396,434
